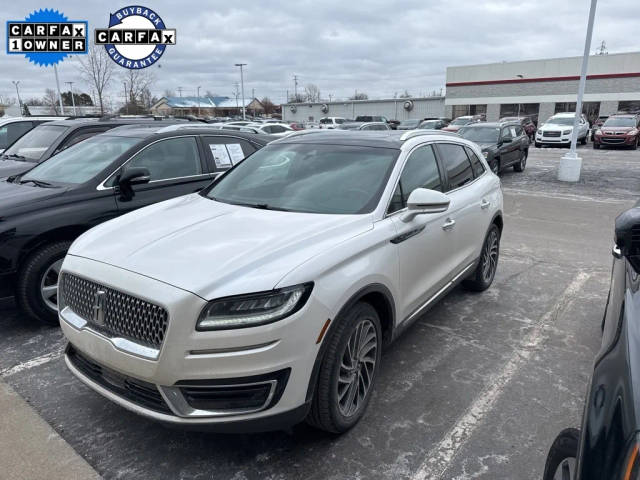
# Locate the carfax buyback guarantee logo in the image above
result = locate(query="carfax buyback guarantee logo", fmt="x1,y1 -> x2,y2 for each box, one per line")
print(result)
6,9 -> 88,66
94,5 -> 175,69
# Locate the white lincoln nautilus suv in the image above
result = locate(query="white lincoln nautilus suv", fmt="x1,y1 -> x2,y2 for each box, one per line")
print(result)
59,130 -> 503,433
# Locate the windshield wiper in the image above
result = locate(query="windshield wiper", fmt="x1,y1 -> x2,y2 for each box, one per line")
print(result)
212,198 -> 291,211
18,178 -> 54,188
3,154 -> 26,161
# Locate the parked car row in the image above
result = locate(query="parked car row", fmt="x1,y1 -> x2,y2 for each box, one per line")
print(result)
0,123 -> 504,434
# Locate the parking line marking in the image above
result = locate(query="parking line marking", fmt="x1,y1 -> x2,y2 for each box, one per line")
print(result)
0,349 -> 63,378
411,271 -> 591,480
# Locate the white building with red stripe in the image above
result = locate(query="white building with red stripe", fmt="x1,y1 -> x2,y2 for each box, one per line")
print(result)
445,51 -> 640,125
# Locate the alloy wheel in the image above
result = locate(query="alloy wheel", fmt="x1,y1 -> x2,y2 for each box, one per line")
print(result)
520,151 -> 527,169
492,160 -> 499,175
552,457 -> 576,480
337,318 -> 378,418
40,258 -> 63,312
481,229 -> 499,283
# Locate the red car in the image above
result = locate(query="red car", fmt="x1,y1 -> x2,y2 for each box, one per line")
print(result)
289,122 -> 305,131
593,114 -> 640,149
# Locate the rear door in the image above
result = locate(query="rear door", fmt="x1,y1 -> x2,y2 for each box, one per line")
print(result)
499,126 -> 519,166
114,135 -> 212,215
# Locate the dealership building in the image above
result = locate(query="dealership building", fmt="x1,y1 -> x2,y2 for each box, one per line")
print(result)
445,51 -> 640,124
282,51 -> 640,125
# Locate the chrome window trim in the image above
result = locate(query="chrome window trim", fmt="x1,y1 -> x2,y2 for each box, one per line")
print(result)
95,133 -> 246,191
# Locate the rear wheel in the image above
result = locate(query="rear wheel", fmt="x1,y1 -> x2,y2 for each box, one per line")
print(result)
580,134 -> 587,145
463,224 -> 500,292
542,428 -> 579,480
16,241 -> 72,325
514,149 -> 527,172
307,302 -> 382,433
491,158 -> 500,175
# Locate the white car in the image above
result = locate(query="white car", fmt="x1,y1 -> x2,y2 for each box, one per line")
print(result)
241,123 -> 294,137
535,113 -> 589,147
319,117 -> 346,129
59,130 -> 503,433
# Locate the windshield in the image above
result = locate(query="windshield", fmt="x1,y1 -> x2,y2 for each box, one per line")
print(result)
603,117 -> 636,127
339,123 -> 361,130
2,124 -> 67,161
206,143 -> 399,214
21,135 -> 140,185
546,117 -> 575,126
451,118 -> 471,126
400,119 -> 420,127
459,126 -> 500,143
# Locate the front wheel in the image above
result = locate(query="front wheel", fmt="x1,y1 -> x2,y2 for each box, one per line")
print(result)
542,428 -> 579,480
580,135 -> 587,145
463,224 -> 500,292
307,302 -> 382,433
16,241 -> 72,325
593,142 -> 600,149
490,158 -> 500,175
514,150 -> 527,172
535,141 -> 541,148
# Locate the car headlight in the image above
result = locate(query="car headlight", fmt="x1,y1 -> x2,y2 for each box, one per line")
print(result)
562,129 -> 572,135
595,129 -> 602,136
482,151 -> 489,158
627,129 -> 638,136
196,283 -> 313,330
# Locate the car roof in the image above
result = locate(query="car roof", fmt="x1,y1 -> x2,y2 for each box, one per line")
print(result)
274,130 -> 461,148
464,121 -> 518,128
609,114 -> 637,118
102,125 -> 276,144
552,112 -> 577,117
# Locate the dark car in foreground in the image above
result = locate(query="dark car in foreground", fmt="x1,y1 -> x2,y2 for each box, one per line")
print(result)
543,203 -> 640,480
0,125 -> 273,324
593,114 -> 640,149
458,121 -> 529,174
0,118 -> 184,178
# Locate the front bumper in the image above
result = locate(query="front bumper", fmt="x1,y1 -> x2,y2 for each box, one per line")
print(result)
59,254 -> 330,429
536,133 -> 572,144
595,135 -> 637,146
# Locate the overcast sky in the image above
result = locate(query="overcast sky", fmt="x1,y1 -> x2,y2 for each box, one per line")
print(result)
2,0 -> 638,106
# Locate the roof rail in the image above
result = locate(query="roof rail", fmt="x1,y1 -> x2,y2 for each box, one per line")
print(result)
399,129 -> 460,141
280,129 -> 340,139
155,124 -> 223,133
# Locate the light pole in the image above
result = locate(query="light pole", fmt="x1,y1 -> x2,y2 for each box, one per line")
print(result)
558,0 -> 598,182
65,81 -> 77,116
53,64 -> 65,115
235,63 -> 247,120
197,86 -> 201,117
123,81 -> 128,114
12,81 -> 23,116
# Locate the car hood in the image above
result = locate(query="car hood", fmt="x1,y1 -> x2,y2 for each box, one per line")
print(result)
475,142 -> 497,150
0,178 -> 67,212
442,125 -> 462,132
539,124 -> 572,132
601,126 -> 634,133
0,159 -> 35,177
69,193 -> 374,300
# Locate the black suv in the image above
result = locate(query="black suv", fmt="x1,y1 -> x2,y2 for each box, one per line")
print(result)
458,121 -> 529,174
0,118 -> 186,178
543,203 -> 640,479
0,125 -> 273,323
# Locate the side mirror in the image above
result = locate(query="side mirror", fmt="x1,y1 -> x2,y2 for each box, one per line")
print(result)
119,167 -> 150,186
401,188 -> 450,223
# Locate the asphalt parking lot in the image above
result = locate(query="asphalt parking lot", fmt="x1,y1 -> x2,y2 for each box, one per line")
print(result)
1,143 -> 638,480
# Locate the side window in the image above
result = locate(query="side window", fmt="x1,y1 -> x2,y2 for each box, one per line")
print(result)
202,136 -> 256,171
510,126 -> 519,137
501,127 -> 513,140
6,121 -> 34,147
437,143 -> 474,191
388,145 -> 442,214
361,125 -> 372,131
57,127 -> 111,152
127,136 -> 202,181
464,146 -> 486,178
261,125 -> 274,134
270,125 -> 286,133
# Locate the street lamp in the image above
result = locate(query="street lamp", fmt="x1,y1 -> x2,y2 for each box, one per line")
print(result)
11,80 -> 23,116
197,86 -> 201,117
558,0 -> 598,182
65,81 -> 77,116
123,81 -> 128,115
235,63 -> 247,120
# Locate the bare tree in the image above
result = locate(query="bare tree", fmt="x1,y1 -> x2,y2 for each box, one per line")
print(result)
76,45 -> 115,115
289,93 -> 305,103
304,84 -> 320,102
260,97 -> 277,115
398,90 -> 412,98
162,89 -> 175,98
349,92 -> 368,100
120,69 -> 156,113
42,88 -> 60,114
24,97 -> 44,106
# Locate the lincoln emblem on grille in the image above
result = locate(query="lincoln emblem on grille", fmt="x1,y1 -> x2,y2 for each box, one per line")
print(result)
92,290 -> 106,326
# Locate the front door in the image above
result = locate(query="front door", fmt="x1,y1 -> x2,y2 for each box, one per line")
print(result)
388,143 -> 455,321
114,135 -> 213,215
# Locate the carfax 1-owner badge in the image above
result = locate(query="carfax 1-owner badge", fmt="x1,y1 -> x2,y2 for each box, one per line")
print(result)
95,5 -> 176,69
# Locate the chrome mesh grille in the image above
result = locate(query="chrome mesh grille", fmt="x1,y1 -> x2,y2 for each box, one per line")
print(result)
61,273 -> 168,348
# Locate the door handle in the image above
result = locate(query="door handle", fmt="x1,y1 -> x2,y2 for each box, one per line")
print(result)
442,218 -> 456,231
481,199 -> 491,210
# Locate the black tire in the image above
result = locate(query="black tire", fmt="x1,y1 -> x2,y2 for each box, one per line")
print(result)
632,138 -> 638,150
542,428 -> 580,480
463,224 -> 500,292
306,302 -> 382,433
593,142 -> 600,149
16,241 -> 72,325
580,135 -> 587,145
491,158 -> 500,175
535,141 -> 541,148
513,149 -> 527,172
